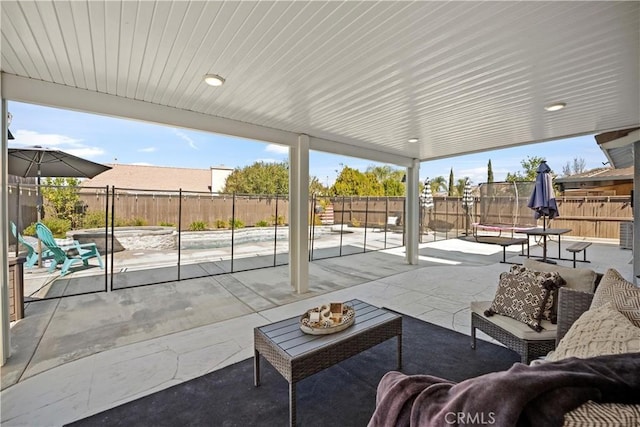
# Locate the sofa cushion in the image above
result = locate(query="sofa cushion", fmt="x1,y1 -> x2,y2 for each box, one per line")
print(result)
591,268 -> 640,328
510,265 -> 565,323
471,301 -> 556,341
485,271 -> 551,331
523,259 -> 597,293
546,303 -> 640,362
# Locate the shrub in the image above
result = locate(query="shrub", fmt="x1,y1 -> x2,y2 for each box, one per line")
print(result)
350,217 -> 361,227
229,218 -> 245,229
28,217 -> 71,238
255,220 -> 270,227
189,221 -> 208,231
159,221 -> 175,227
270,215 -> 286,226
130,217 -> 148,227
22,223 -> 36,236
82,210 -> 107,228
113,217 -> 129,227
49,218 -> 71,237
214,219 -> 228,229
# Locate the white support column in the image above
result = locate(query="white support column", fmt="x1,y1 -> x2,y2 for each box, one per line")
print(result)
1,91 -> 11,364
634,140 -> 639,285
405,159 -> 420,265
289,135 -> 310,294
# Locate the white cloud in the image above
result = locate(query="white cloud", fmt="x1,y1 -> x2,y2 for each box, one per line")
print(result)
138,147 -> 157,153
12,129 -> 82,148
173,129 -> 198,150
11,129 -> 105,159
65,147 -> 106,158
265,144 -> 288,155
456,167 -> 489,185
130,162 -> 153,166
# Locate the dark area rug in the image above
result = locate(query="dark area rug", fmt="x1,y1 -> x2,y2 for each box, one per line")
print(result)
68,313 -> 520,427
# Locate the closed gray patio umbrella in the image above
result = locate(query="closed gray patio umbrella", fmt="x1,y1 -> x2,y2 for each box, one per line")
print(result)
462,178 -> 474,235
462,178 -> 474,210
527,160 -> 559,263
420,179 -> 434,241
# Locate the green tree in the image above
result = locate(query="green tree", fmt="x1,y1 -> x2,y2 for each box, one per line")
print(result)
505,156 -> 547,182
487,159 -> 494,183
366,165 -> 395,182
330,166 -> 384,196
455,178 -> 467,197
223,161 -> 289,195
382,178 -> 405,196
562,157 -> 586,176
309,176 -> 328,196
367,165 -> 405,196
448,168 -> 455,196
41,177 -> 82,226
430,176 -> 447,194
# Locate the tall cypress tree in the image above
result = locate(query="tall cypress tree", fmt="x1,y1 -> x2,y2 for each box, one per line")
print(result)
487,159 -> 494,183
448,168 -> 455,196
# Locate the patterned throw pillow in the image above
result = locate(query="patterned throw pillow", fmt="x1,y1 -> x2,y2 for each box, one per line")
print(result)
546,303 -> 640,362
564,401 -> 640,427
509,265 -> 565,323
485,270 -> 551,331
590,268 -> 640,328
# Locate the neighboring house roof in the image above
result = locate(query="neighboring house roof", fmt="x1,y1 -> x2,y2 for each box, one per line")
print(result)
595,128 -> 640,169
555,166 -> 633,184
81,163 -> 213,193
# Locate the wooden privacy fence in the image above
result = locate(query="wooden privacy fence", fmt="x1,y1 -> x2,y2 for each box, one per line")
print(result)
7,184 -> 633,240
548,196 -> 632,239
80,189 -> 290,229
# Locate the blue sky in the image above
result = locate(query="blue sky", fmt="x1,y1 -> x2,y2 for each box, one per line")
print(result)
8,101 -> 608,187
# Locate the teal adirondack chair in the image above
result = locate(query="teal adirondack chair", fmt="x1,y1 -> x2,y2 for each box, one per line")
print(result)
10,221 -> 53,268
35,222 -> 104,276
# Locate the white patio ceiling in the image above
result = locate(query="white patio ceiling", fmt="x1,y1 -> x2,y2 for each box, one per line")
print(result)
1,1 -> 638,166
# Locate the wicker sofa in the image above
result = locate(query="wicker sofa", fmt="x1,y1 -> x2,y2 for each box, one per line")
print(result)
370,266 -> 640,427
470,259 -> 601,363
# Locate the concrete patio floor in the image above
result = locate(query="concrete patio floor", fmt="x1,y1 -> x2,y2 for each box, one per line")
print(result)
1,237 -> 633,426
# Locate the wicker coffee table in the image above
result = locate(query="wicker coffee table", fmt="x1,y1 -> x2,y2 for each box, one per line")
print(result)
254,299 -> 402,426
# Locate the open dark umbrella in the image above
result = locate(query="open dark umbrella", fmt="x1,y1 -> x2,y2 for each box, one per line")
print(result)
527,160 -> 559,230
8,146 -> 111,265
8,146 -> 112,178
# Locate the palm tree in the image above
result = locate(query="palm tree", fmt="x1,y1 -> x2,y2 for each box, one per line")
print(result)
430,176 -> 447,195
455,178 -> 467,197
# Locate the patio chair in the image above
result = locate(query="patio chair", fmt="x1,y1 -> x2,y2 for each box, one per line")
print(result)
35,222 -> 104,276
10,221 -> 51,268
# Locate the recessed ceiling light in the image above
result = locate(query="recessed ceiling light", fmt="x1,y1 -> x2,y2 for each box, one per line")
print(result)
203,74 -> 225,87
544,102 -> 566,112
408,138 -> 419,143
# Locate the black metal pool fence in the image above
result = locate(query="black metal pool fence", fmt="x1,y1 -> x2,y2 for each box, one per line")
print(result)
8,183 -> 476,299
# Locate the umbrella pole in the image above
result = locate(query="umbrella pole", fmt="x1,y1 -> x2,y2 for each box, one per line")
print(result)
37,173 -> 43,267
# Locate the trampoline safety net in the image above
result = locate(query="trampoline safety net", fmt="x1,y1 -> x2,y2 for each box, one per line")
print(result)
477,181 -> 537,228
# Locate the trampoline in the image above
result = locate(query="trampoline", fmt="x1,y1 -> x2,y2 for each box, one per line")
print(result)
472,181 -> 537,239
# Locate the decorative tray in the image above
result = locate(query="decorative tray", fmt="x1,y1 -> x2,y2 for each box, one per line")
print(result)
300,302 -> 356,335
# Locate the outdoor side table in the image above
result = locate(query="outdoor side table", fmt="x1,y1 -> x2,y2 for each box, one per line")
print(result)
253,299 -> 402,426
518,227 -> 572,264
